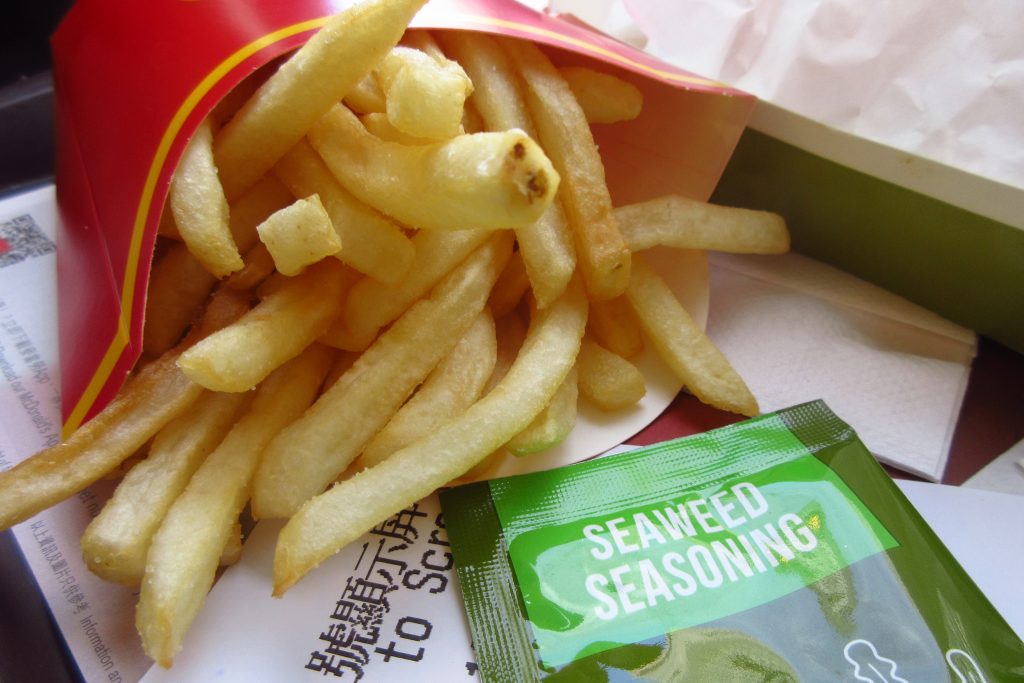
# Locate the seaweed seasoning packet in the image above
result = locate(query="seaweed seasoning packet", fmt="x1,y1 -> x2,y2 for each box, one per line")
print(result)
440,401 -> 1024,682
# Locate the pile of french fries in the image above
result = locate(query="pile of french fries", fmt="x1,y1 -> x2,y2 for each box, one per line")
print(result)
0,0 -> 790,667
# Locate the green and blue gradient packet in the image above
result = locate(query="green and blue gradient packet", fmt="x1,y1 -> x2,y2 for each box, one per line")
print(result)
440,401 -> 1024,681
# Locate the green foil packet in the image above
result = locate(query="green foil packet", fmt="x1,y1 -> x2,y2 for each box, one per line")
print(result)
440,400 -> 1024,681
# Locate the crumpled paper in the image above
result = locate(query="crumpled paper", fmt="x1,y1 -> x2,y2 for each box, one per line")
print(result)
548,0 -> 1024,192
707,252 -> 976,481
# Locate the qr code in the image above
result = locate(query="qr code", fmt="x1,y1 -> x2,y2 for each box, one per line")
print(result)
0,214 -> 56,269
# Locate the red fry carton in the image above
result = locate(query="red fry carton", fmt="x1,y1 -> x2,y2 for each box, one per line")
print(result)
51,0 -> 753,433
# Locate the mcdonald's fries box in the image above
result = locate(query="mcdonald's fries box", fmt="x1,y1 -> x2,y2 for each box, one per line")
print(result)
50,0 -> 754,433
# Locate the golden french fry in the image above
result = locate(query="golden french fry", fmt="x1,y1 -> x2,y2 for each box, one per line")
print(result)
169,119 -> 242,277
253,234 -> 513,519
576,337 -> 646,411
196,286 -> 253,335
157,205 -> 181,241
376,46 -> 472,141
138,344 -> 334,667
626,253 -> 758,416
224,241 -> 276,291
209,58 -> 276,127
588,295 -> 645,358
402,29 -> 445,60
146,174 -> 293,354
322,349 -> 361,390
273,276 -> 587,594
343,73 -> 386,115
559,66 -> 643,124
80,390 -> 251,585
309,104 -> 559,230
256,194 -> 341,276
361,112 -> 433,145
358,309 -> 497,468
615,195 -> 790,254
219,522 -> 244,568
101,448 -> 147,481
488,249 -> 530,318
0,349 -> 203,531
273,139 -> 414,285
227,174 -> 296,254
487,309 -> 529,394
442,31 -> 576,307
177,259 -> 351,392
455,446 -> 509,485
501,37 -> 630,301
461,99 -> 486,134
0,283 -> 255,534
213,0 -> 429,199
254,271 -> 291,299
506,364 -> 578,455
142,242 -> 217,357
326,228 -> 490,351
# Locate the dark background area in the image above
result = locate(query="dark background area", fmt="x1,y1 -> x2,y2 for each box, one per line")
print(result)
1,4 -> 82,682
0,1 -> 75,195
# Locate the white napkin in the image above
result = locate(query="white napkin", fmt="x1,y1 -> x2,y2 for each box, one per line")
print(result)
548,0 -> 1024,194
706,252 -> 976,481
963,438 -> 1024,496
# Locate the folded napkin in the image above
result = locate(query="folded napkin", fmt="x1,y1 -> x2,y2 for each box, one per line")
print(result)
707,252 -> 976,480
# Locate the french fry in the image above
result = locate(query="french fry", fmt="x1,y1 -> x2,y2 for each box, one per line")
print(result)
506,365 -> 578,455
80,390 -> 251,585
0,349 -> 203,531
461,99 -> 486,134
142,242 -> 217,357
357,309 -> 497,469
256,194 -> 341,276
588,295 -> 645,358
576,337 -> 646,411
343,73 -> 386,115
208,61 -> 269,128
615,195 -> 790,253
160,175 -> 291,311
309,104 -> 559,230
626,253 -> 758,416
224,241 -> 276,291
487,249 -> 531,318
252,233 -> 513,519
138,344 -> 334,667
272,139 -> 414,285
177,258 -> 352,392
157,205 -> 181,241
169,119 -> 243,277
323,350 -> 361,391
442,31 -> 576,308
193,286 -> 254,337
227,174 -> 296,254
326,228 -> 490,351
272,276 -> 587,594
402,29 -> 445,61
361,112 -> 434,145
488,309 -> 529,393
559,66 -> 643,124
375,46 -> 472,140
219,522 -> 244,568
501,37 -> 631,301
213,0 -> 429,199
254,270 -> 291,299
